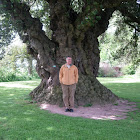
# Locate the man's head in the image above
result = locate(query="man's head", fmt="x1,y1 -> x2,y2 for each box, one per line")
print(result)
66,56 -> 72,65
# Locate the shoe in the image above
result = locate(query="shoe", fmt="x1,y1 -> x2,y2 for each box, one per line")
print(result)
69,109 -> 74,112
65,109 -> 69,112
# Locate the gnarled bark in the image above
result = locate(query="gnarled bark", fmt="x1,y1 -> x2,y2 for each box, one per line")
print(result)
1,0 -> 120,107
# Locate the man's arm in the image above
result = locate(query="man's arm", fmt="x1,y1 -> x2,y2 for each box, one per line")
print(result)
75,67 -> 79,84
59,66 -> 63,84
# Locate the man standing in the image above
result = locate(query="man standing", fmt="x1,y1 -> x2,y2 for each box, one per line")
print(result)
59,56 -> 79,112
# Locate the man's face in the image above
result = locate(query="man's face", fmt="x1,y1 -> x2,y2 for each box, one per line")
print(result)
66,57 -> 72,65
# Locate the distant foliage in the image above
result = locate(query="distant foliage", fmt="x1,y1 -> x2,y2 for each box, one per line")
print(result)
99,11 -> 140,68
121,64 -> 136,75
98,66 -> 121,77
135,65 -> 140,78
0,43 -> 40,82
0,67 -> 39,82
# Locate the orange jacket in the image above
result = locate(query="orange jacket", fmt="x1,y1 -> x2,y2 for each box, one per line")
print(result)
59,63 -> 79,85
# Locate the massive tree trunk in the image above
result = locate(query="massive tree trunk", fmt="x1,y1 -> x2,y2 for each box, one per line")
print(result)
1,0 -> 120,107
29,1 -> 119,106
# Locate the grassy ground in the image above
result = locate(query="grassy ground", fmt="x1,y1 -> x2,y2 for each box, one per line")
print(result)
0,78 -> 140,140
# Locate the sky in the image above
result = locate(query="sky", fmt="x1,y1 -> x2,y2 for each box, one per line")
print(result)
10,34 -> 24,47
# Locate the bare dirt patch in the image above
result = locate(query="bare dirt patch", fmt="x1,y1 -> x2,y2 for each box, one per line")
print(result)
39,99 -> 138,120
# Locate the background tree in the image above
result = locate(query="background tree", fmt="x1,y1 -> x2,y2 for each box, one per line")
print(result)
0,0 -> 139,106
0,14 -> 15,59
99,10 -> 140,75
0,43 -> 38,81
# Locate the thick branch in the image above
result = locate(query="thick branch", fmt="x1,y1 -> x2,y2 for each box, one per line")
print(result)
74,8 -> 115,39
0,0 -> 58,76
118,7 -> 140,25
74,0 -> 133,35
97,0 -> 133,8
94,8 -> 115,37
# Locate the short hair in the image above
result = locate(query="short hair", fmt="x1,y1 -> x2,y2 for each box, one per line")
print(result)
66,56 -> 72,60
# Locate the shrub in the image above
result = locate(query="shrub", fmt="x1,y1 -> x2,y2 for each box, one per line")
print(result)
135,65 -> 140,78
121,64 -> 136,75
0,67 -> 40,82
98,66 -> 118,77
98,68 -> 105,77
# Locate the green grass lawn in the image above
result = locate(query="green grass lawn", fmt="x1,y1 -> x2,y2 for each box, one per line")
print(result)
0,78 -> 140,140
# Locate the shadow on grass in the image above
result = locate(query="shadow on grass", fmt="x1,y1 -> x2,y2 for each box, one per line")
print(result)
0,79 -> 140,139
